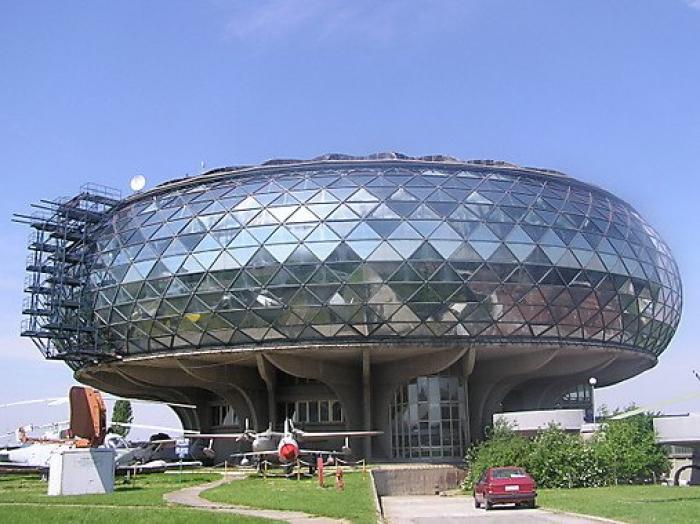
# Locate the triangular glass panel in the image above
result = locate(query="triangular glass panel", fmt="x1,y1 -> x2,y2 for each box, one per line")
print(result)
347,222 -> 381,241
469,224 -> 499,242
234,195 -> 262,211
390,187 -> 419,201
192,250 -> 219,269
430,223 -> 461,240
367,242 -> 403,261
229,246 -> 257,265
508,243 -> 534,262
247,247 -> 277,267
557,249 -> 582,269
430,240 -> 461,258
388,222 -> 422,240
306,241 -> 340,261
348,188 -> 379,202
487,244 -> 517,264
324,242 -> 362,264
466,191 -> 492,204
347,240 -> 380,258
368,203 -> 400,219
470,241 -> 500,260
388,263 -> 423,282
366,219 -> 401,237
147,261 -> 172,279
326,204 -> 358,221
410,204 -> 440,220
266,243 -> 297,263
449,243 -> 483,262
212,213 -> 240,231
286,206 -> 318,224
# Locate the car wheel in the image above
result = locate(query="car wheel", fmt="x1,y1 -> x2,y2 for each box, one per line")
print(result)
473,494 -> 479,508
485,500 -> 493,511
528,500 -> 536,509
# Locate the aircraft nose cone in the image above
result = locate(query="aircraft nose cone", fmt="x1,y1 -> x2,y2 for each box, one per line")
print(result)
279,442 -> 298,462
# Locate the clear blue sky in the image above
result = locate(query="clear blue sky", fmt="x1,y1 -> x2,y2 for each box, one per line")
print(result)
1,0 -> 699,437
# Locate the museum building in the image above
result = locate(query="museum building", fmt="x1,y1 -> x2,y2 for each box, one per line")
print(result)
17,153 -> 682,460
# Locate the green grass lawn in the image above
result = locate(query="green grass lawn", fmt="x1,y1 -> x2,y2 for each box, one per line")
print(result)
0,472 -> 272,523
538,485 -> 700,523
203,470 -> 378,524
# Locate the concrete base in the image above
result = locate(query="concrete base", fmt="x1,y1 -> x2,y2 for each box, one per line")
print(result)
48,448 -> 115,496
75,341 -> 654,462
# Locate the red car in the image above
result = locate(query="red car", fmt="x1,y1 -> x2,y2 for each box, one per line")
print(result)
473,466 -> 537,510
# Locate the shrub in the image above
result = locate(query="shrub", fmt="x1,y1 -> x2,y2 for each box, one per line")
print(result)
464,420 -> 532,489
464,414 -> 669,490
592,414 -> 670,484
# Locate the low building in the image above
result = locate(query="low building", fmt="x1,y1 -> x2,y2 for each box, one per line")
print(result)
654,414 -> 700,485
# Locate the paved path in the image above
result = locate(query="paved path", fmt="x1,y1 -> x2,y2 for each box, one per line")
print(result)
164,475 -> 347,524
382,495 -> 609,523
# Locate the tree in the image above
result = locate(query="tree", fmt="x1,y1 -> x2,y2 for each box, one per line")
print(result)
464,411 -> 669,490
464,420 -> 533,489
110,400 -> 133,437
593,414 -> 669,484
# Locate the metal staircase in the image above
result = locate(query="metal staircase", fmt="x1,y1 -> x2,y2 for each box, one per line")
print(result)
14,183 -> 121,368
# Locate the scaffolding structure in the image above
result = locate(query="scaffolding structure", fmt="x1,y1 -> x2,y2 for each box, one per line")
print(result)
14,183 -> 121,367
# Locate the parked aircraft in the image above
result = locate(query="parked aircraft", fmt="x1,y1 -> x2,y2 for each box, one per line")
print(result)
0,387 -> 200,473
121,417 -> 382,467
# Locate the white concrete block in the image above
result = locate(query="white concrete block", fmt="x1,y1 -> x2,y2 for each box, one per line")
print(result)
48,448 -> 115,496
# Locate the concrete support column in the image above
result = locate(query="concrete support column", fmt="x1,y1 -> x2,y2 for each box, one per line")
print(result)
257,354 -> 277,429
362,348 -> 372,458
461,349 -> 476,445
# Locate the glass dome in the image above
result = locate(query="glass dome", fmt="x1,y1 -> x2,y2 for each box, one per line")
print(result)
86,159 -> 682,358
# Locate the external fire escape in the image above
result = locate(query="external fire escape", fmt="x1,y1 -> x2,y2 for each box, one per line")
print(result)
14,183 -> 121,368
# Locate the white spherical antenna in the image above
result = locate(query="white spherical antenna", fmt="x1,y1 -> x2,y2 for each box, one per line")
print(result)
130,174 -> 146,192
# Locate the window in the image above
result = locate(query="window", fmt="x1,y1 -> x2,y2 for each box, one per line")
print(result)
209,404 -> 239,427
390,373 -> 465,459
277,399 -> 343,424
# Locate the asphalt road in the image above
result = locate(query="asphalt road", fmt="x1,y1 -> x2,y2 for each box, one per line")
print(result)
382,495 -> 605,523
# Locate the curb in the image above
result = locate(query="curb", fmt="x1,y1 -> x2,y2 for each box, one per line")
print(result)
540,507 -> 623,523
368,469 -> 384,523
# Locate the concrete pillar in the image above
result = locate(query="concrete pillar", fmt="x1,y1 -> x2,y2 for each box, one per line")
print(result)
257,354 -> 277,429
362,348 -> 372,458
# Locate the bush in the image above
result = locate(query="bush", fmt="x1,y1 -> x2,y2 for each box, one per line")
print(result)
464,420 -> 532,489
464,414 -> 669,490
592,414 -> 669,485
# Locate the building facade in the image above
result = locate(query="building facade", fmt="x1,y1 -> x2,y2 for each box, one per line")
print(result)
18,153 -> 682,460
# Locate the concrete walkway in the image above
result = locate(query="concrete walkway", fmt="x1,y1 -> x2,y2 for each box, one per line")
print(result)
382,495 -> 609,523
163,475 -> 347,524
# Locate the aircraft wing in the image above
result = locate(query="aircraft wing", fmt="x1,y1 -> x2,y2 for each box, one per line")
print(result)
187,433 -> 250,440
117,460 -> 202,473
231,451 -> 279,457
296,430 -> 383,441
0,461 -> 46,471
298,449 -> 349,456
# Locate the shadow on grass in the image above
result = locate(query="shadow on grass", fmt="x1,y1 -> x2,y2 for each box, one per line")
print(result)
636,496 -> 700,504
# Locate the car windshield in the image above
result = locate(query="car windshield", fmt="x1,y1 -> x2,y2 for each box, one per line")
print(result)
491,468 -> 526,479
